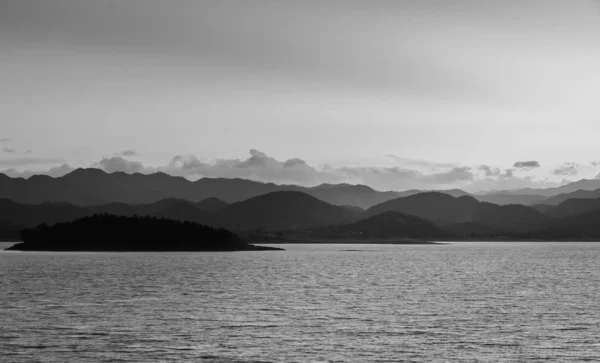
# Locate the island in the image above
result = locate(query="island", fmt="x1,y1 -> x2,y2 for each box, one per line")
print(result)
6,214 -> 283,252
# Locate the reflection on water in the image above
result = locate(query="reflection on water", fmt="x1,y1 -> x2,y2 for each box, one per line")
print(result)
2,242 -> 600,362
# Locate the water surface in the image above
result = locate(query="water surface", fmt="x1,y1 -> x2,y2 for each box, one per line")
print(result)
2,242 -> 600,362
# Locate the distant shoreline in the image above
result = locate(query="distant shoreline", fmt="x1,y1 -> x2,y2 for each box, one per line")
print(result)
249,238 -> 442,245
5,242 -> 283,252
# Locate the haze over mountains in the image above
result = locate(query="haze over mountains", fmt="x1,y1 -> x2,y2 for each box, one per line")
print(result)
4,168 -> 600,242
5,169 -> 600,209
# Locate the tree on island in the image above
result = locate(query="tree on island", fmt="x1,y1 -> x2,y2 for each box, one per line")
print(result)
9,214 -> 282,251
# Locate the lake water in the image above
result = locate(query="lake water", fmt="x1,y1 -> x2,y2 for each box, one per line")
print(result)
1,241 -> 600,362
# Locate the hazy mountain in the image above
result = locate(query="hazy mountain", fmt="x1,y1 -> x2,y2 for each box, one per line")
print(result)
0,219 -> 23,241
366,192 -> 548,232
0,169 -> 399,208
539,208 -> 600,238
296,183 -> 400,209
0,198 -> 90,228
153,202 -> 217,226
475,194 -> 547,206
531,204 -> 557,214
195,197 -> 228,213
309,211 -> 446,239
443,222 -> 500,238
477,179 -> 600,198
438,189 -> 472,198
395,188 -> 471,198
474,204 -> 548,232
215,191 -> 362,231
539,188 -> 600,206
366,192 -> 481,225
87,198 -> 217,225
542,198 -> 600,219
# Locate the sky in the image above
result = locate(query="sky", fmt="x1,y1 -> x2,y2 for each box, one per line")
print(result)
2,0 -> 600,192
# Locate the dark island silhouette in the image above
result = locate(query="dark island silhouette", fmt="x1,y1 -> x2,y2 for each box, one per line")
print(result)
6,214 -> 283,252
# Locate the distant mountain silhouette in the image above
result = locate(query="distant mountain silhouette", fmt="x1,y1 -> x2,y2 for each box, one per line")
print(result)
477,179 -> 600,198
538,208 -> 600,239
541,197 -> 600,218
308,211 -> 446,239
366,192 -> 480,225
474,204 -> 548,232
295,183 -> 400,209
7,214 -> 282,251
538,188 -> 600,206
443,222 -> 500,238
0,169 -> 400,208
0,192 -> 361,232
215,191 -> 362,231
475,193 -> 547,206
153,201 -> 217,226
195,197 -> 228,213
366,192 -> 548,232
0,198 -> 89,227
0,219 -> 23,241
395,188 -> 471,198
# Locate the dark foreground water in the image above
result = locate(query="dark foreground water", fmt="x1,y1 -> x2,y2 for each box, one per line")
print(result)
1,242 -> 600,362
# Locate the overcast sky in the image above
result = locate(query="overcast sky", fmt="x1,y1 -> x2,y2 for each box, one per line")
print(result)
2,0 -> 600,191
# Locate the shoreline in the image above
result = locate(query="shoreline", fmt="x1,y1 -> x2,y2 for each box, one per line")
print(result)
248,238 -> 442,245
5,242 -> 284,252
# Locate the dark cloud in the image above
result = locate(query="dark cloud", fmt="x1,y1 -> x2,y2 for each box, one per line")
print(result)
96,156 -> 148,174
513,161 -> 540,169
117,149 -> 138,157
431,166 -> 474,183
553,163 -> 578,176
168,155 -> 208,170
478,165 -> 500,177
283,158 -> 308,168
477,165 -> 515,178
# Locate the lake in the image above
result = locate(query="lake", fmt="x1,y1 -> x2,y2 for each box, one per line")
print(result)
1,242 -> 600,362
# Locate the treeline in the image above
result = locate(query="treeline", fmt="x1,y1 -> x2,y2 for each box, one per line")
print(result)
11,214 -> 256,251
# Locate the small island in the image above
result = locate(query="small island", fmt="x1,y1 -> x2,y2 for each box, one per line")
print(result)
6,214 -> 283,252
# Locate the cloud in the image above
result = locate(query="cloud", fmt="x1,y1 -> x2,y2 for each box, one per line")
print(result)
478,165 -> 500,177
335,165 -> 474,191
1,164 -> 75,179
553,163 -> 578,176
513,160 -> 541,169
0,150 -> 574,193
96,156 -> 148,174
0,138 -> 11,143
3,147 -> 33,154
46,164 -> 76,177
0,157 -> 66,167
117,149 -> 138,157
386,155 -> 457,169
160,149 -> 337,185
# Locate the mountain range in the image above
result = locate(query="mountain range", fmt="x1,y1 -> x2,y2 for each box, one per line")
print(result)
4,186 -> 600,241
5,169 -> 600,209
